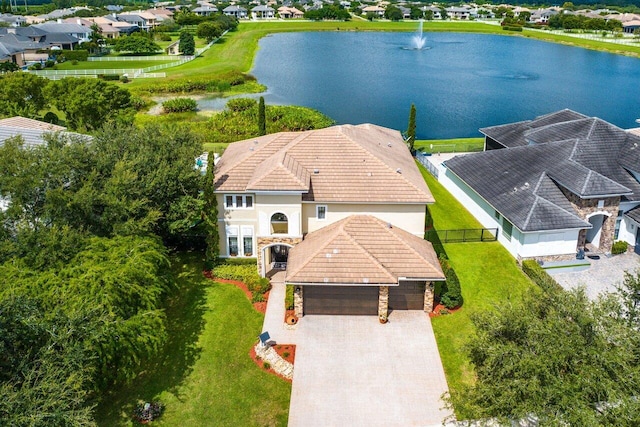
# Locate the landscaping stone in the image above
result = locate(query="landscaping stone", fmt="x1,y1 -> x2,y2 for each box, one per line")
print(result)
254,342 -> 293,380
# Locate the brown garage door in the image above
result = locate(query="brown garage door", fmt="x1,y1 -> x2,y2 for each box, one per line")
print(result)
304,285 -> 379,315
389,281 -> 426,310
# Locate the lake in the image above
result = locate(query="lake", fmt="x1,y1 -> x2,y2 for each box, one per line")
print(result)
250,31 -> 640,139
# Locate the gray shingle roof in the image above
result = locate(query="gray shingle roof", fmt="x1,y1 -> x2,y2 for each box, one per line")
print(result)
625,205 -> 640,224
447,110 -> 640,233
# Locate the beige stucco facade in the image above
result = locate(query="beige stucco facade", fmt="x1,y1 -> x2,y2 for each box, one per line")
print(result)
302,202 -> 426,236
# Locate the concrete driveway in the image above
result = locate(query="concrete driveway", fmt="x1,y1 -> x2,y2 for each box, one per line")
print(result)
288,311 -> 452,427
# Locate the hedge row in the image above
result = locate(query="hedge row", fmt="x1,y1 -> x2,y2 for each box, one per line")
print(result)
438,254 -> 463,309
212,262 -> 271,295
521,260 -> 563,294
59,49 -> 89,61
162,97 -> 197,113
502,25 -> 523,32
142,71 -> 255,94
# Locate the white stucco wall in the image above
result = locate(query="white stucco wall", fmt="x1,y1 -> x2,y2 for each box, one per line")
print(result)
438,165 -> 580,258
617,201 -> 640,246
302,202 -> 426,237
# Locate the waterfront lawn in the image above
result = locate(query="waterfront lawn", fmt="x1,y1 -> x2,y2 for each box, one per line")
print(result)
420,163 -> 537,418
415,138 -> 484,153
95,252 -> 291,426
55,60 -> 174,70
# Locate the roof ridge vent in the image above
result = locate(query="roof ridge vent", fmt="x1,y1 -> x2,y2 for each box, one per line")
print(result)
396,168 -> 402,174
387,142 -> 392,147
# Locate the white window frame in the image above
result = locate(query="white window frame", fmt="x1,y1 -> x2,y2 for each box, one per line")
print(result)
316,205 -> 327,221
226,226 -> 239,256
224,194 -> 254,209
241,226 -> 254,257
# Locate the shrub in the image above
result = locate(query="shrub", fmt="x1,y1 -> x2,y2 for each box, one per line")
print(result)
227,97 -> 256,112
521,260 -> 563,293
263,361 -> 270,370
612,241 -> 628,255
285,285 -> 294,310
71,59 -> 78,65
97,74 -> 120,81
502,25 -> 523,32
43,111 -> 59,125
251,293 -> 265,303
59,49 -> 89,62
162,97 -> 198,113
158,33 -> 172,41
28,63 -> 42,70
120,75 -> 129,83
438,254 -> 463,309
44,60 -> 55,68
246,276 -> 270,295
283,352 -> 290,358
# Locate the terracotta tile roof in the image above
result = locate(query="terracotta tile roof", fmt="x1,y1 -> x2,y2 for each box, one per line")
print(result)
0,117 -> 66,131
215,124 -> 434,203
285,215 -> 445,285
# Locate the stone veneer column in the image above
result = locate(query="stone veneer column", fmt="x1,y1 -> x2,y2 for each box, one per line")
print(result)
294,286 -> 303,318
378,286 -> 389,319
423,282 -> 434,313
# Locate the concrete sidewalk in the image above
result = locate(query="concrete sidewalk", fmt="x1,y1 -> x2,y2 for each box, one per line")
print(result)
289,312 -> 452,427
261,271 -> 297,345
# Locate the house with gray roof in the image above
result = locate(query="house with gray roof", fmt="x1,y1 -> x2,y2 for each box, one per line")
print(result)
223,5 -> 248,19
0,13 -> 27,27
432,110 -> 640,259
251,5 -> 275,19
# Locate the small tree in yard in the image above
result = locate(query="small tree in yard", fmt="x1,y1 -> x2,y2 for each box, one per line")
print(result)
204,152 -> 219,269
406,103 -> 416,154
179,31 -> 195,55
258,96 -> 266,136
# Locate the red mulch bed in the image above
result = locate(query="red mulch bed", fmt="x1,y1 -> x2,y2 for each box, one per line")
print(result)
203,271 -> 268,314
249,345 -> 294,383
429,303 -> 462,318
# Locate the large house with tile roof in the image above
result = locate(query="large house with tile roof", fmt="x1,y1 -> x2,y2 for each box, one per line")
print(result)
438,110 -> 640,260
215,124 -> 444,317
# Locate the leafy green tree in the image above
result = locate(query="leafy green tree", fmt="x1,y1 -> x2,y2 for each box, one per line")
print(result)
0,73 -> 48,119
204,152 -> 219,269
448,286 -> 640,425
113,33 -> 160,54
43,77 -> 132,131
424,9 -> 434,20
179,30 -> 195,55
384,5 -> 403,21
196,21 -> 223,42
0,62 -> 18,74
258,96 -> 266,136
406,103 -> 416,153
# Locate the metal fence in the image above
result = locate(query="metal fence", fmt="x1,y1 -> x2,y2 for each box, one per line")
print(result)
425,228 -> 497,243
415,151 -> 439,178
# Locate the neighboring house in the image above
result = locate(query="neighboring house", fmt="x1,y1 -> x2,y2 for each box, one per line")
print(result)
623,20 -> 640,33
166,40 -> 180,55
32,22 -> 92,44
223,5 -> 248,19
434,110 -> 640,260
0,30 -> 52,64
0,13 -> 27,27
445,6 -> 476,20
106,5 -> 124,12
422,6 -> 442,19
117,11 -> 159,31
362,5 -> 385,16
214,124 -> 444,317
251,5 -> 276,19
81,16 -> 139,39
513,6 -> 530,17
530,8 -> 558,24
278,6 -> 304,18
193,5 -> 219,16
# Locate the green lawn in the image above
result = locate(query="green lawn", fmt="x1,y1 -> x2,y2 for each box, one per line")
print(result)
415,138 -> 484,153
55,60 -> 175,70
419,163 -> 538,418
95,252 -> 290,426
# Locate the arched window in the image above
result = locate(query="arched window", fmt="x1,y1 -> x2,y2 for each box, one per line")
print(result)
270,212 -> 288,234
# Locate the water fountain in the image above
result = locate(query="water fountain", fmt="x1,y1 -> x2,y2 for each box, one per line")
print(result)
411,19 -> 427,50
